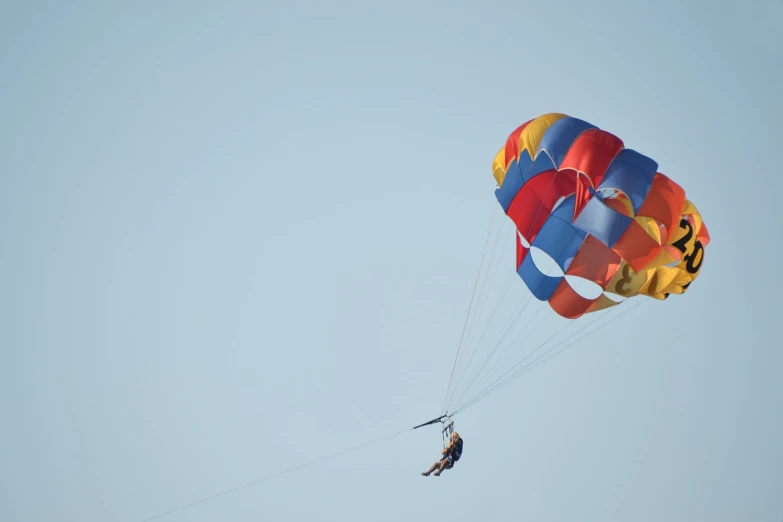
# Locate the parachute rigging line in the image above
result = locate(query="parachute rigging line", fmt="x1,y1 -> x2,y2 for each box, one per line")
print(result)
454,298 -> 648,415
443,169 -> 568,414
445,213 -> 512,411
137,427 -> 412,522
442,203 -> 498,413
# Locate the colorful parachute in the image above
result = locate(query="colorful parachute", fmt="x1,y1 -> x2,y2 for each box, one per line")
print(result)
492,113 -> 710,319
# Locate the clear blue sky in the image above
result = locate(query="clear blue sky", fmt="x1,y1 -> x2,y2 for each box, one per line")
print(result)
2,1 -> 781,521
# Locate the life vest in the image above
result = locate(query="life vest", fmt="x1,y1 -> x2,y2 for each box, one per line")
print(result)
451,438 -> 463,461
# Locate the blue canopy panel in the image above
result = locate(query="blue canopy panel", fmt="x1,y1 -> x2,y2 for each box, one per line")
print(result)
597,148 -> 658,214
517,195 -> 588,301
495,153 -> 527,213
528,151 -> 555,181
537,116 -> 597,169
573,195 -> 633,248
494,149 -> 559,213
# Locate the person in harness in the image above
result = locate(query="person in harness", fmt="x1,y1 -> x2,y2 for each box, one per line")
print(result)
421,431 -> 463,476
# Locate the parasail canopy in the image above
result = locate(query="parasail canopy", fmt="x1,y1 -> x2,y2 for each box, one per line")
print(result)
492,113 -> 710,319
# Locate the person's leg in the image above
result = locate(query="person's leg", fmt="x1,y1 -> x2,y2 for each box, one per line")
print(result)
421,459 -> 443,476
433,458 -> 453,476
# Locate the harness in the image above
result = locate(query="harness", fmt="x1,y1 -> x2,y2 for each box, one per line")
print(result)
441,419 -> 454,448
413,414 -> 463,463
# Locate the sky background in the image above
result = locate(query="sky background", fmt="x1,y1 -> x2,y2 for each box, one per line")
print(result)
2,1 -> 782,521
